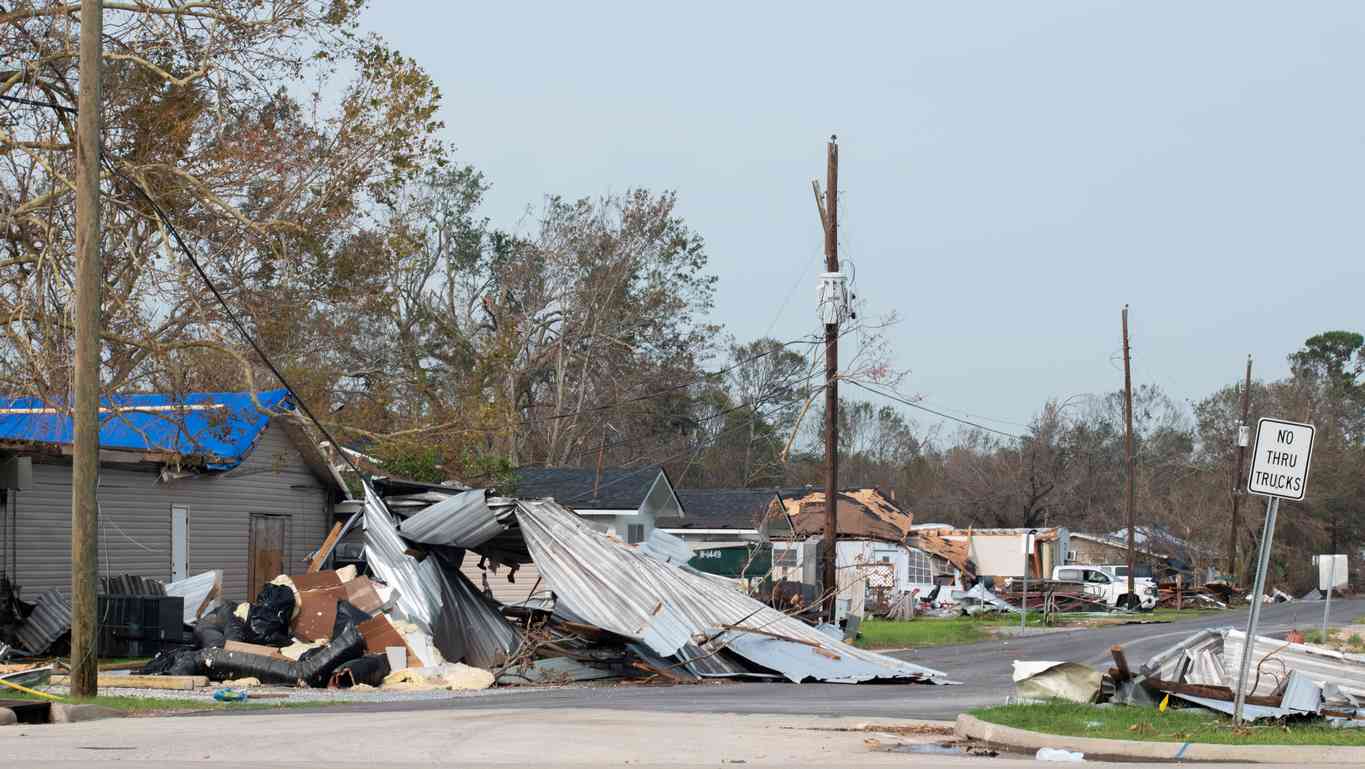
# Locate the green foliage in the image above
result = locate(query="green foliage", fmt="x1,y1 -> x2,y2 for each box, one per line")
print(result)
371,440 -> 445,483
972,701 -> 1365,746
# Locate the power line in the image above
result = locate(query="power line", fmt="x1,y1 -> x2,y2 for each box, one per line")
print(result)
845,380 -> 1024,440
98,154 -> 365,477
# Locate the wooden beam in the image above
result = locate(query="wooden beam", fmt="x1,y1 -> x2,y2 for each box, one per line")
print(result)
51,674 -> 208,690
308,522 -> 344,573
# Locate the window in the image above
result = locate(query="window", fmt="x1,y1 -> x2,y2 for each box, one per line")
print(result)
1086,570 -> 1110,584
627,524 -> 645,544
906,548 -> 932,585
1058,568 -> 1081,582
773,547 -> 798,566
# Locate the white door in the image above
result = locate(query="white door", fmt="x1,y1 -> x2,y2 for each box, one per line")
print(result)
171,506 -> 188,582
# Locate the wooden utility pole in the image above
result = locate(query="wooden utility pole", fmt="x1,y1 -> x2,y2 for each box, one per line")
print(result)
71,0 -> 104,698
822,136 -> 839,621
1229,355 -> 1252,584
1121,305 -> 1136,604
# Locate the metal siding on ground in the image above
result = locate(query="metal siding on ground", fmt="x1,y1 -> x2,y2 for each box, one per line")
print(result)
514,498 -> 951,684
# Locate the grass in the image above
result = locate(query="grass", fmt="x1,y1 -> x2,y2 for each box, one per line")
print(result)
0,689 -> 343,716
1301,628 -> 1365,653
972,701 -> 1365,746
854,606 -> 1233,650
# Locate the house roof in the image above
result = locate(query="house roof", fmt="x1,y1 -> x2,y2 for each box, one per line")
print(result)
512,465 -> 670,509
0,388 -> 291,470
660,489 -> 784,529
779,487 -> 914,543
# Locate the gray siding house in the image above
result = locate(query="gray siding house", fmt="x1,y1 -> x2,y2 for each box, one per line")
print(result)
0,389 -> 344,602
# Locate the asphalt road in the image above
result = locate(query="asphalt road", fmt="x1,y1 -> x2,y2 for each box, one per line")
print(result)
247,597 -> 1365,721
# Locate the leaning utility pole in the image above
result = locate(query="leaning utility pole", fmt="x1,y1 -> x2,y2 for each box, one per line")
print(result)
821,136 -> 839,621
70,0 -> 104,698
1228,355 -> 1252,584
1121,305 -> 1136,604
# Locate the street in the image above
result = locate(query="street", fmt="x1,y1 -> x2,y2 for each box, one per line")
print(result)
7,599 -> 1361,768
208,597 -> 1365,721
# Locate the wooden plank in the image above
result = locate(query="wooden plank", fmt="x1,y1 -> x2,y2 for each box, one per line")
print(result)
51,674 -> 207,690
307,522 -> 344,573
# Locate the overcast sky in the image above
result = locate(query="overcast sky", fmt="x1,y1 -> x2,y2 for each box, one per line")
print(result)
360,2 -> 1365,438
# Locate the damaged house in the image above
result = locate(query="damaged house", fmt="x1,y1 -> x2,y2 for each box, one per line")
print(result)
0,389 -> 345,602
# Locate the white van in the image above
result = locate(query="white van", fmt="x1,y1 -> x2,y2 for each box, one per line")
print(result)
1052,565 -> 1158,611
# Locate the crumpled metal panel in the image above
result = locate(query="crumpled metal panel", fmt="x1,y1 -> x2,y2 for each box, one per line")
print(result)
15,589 -> 71,655
1223,629 -> 1365,700
163,569 -> 222,625
363,486 -> 519,667
1185,646 -> 1227,687
398,490 -> 509,548
1139,627 -> 1222,680
638,528 -> 692,566
437,552 -> 520,669
514,498 -> 950,684
714,628 -> 949,684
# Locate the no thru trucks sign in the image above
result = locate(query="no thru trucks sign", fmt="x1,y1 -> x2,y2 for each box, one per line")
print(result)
1247,417 -> 1315,501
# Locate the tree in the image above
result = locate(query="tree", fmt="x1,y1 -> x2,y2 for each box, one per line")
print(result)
1,1 -> 447,419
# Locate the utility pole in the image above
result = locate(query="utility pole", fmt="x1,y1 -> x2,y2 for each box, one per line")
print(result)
71,0 -> 103,698
821,136 -> 839,622
1121,306 -> 1136,605
1229,355 -> 1252,583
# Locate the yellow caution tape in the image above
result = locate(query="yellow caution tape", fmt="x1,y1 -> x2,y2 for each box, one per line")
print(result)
1159,693 -> 1169,713
0,675 -> 66,702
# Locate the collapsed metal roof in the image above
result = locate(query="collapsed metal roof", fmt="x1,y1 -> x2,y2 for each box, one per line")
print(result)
363,485 -> 953,685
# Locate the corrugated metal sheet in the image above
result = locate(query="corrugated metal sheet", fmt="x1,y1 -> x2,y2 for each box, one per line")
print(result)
398,490 -> 511,548
1140,627 -> 1222,680
638,528 -> 692,566
163,569 -> 223,625
714,628 -> 947,684
363,487 -> 519,668
15,588 -> 71,654
514,498 -> 950,684
1224,629 -> 1365,699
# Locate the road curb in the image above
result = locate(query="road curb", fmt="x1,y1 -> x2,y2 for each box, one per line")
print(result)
955,713 -> 1365,764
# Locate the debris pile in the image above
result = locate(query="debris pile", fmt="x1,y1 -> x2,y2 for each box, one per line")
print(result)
359,488 -> 953,685
6,484 -> 952,695
1087,627 -> 1365,725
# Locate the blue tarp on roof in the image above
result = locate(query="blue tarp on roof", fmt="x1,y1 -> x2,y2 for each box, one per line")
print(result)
0,388 -> 291,470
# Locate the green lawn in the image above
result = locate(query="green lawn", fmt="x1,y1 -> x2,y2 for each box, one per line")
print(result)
2,690 -> 334,716
973,701 -> 1365,746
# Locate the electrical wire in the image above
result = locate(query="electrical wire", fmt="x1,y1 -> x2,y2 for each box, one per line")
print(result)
845,380 -> 1024,440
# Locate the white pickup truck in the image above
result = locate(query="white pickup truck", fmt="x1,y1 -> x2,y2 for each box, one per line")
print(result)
1051,565 -> 1158,611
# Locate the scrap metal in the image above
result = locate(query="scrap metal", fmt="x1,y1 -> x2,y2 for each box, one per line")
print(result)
514,497 -> 951,684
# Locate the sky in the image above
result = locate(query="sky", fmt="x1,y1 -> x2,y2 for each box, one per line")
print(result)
359,2 -> 1365,437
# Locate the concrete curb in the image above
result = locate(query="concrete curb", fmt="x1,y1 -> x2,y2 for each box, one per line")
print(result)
956,713 -> 1365,764
48,703 -> 125,724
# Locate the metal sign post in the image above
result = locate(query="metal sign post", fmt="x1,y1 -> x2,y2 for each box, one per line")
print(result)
1231,495 -> 1279,725
1233,417 -> 1315,726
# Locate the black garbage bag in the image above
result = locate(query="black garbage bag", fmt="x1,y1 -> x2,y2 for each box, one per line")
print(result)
141,649 -> 207,676
296,623 -> 364,688
244,584 -> 294,646
328,654 -> 390,689
332,600 -> 371,637
193,623 -> 225,650
224,614 -> 247,643
200,647 -> 298,685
